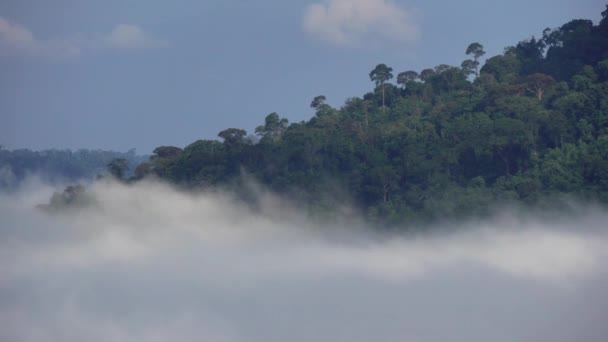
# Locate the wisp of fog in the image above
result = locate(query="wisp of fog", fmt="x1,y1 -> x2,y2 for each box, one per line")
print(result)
1,179 -> 607,342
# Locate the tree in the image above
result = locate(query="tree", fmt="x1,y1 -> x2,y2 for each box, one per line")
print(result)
480,54 -> 521,83
310,95 -> 327,110
526,73 -> 555,101
596,59 -> 608,81
465,42 -> 485,77
397,71 -> 419,88
218,128 -> 247,145
255,112 -> 289,142
491,118 -> 534,176
172,140 -> 225,184
134,162 -> 153,179
602,4 -> 608,27
419,68 -> 435,82
461,59 -> 477,78
152,146 -> 183,159
150,146 -> 183,178
428,65 -> 469,93
369,64 -> 394,112
514,37 -> 545,75
434,64 -> 451,73
368,165 -> 399,203
45,184 -> 89,209
107,158 -> 129,180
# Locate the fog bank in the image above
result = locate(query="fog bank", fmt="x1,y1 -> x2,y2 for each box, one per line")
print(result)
1,180 -> 607,342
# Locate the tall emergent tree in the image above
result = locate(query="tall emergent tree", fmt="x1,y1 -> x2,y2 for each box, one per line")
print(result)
369,64 -> 394,112
465,42 -> 486,77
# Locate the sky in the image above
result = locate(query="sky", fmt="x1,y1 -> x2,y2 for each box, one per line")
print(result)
0,0 -> 605,153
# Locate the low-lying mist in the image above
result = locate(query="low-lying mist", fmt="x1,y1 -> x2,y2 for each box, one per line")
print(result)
1,179 -> 607,342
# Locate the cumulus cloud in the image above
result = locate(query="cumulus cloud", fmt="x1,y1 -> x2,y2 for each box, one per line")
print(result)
0,17 -> 167,59
1,180 -> 608,341
302,0 -> 420,46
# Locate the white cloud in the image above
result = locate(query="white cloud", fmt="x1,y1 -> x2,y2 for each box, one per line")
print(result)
104,24 -> 169,50
302,0 -> 420,46
0,17 -> 80,58
0,17 -> 167,59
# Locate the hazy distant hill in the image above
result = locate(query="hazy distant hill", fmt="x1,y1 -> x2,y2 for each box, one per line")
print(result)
0,147 -> 148,190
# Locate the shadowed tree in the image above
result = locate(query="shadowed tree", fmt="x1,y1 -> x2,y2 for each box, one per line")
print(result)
513,37 -> 545,75
369,63 -> 394,112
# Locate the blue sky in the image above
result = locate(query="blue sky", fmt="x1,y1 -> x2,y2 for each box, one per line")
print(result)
1,0 -> 604,153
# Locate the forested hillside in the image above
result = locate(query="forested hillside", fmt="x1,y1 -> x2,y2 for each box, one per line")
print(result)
0,148 -> 147,190
126,8 -> 608,223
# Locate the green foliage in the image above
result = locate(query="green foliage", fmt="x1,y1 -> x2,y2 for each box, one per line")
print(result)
134,7 -> 608,225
